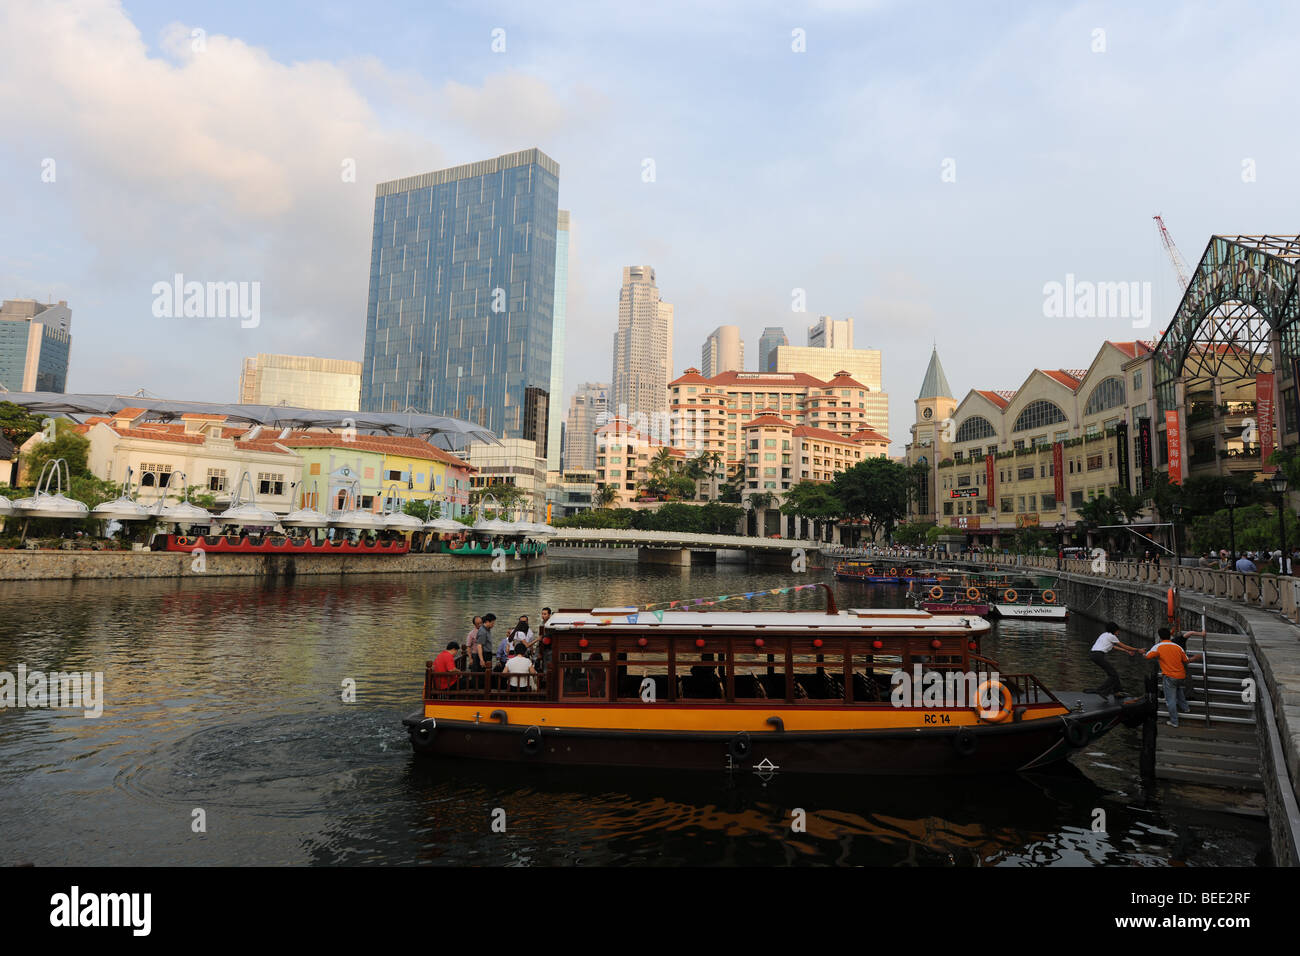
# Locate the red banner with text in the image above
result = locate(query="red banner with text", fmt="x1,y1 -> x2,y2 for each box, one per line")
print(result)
1257,372 -> 1275,472
1165,409 -> 1183,485
1053,442 -> 1064,503
986,454 -> 995,508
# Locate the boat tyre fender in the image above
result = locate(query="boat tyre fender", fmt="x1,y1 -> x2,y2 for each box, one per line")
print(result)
953,728 -> 977,757
412,717 -> 437,746
522,725 -> 542,756
1063,719 -> 1088,748
729,731 -> 752,761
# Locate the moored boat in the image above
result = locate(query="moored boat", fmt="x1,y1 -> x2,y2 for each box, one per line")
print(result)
402,585 -> 1146,774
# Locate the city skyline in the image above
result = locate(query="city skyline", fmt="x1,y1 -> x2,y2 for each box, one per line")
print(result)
7,2 -> 1300,455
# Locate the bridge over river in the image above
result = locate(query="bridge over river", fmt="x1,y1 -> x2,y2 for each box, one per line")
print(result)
548,528 -> 822,567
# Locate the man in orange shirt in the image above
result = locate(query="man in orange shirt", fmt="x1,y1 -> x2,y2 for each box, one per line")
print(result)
1145,627 -> 1204,727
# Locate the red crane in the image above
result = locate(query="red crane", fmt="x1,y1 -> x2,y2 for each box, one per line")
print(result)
1153,214 -> 1192,291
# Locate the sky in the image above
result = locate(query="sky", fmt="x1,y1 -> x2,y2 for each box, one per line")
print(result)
4,0 -> 1300,453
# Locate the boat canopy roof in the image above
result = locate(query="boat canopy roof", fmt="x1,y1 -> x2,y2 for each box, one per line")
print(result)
548,607 -> 990,634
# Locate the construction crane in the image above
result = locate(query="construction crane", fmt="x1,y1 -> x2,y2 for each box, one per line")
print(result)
1153,214 -> 1192,291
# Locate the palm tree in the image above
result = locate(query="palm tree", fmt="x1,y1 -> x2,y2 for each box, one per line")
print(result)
594,484 -> 619,509
747,490 -> 776,536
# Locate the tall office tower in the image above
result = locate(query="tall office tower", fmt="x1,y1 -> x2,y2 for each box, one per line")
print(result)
807,315 -> 854,349
701,325 -> 744,377
239,354 -> 362,410
563,381 -> 609,471
611,266 -> 673,422
758,327 -> 788,372
545,210 -> 571,472
360,148 -> 560,450
0,299 -> 72,392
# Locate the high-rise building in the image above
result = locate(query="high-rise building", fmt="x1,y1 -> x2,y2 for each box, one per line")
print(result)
0,299 -> 72,393
546,210 -> 571,472
758,327 -> 788,371
563,382 -> 609,472
701,325 -> 744,378
808,315 -> 853,349
360,148 -> 560,450
772,345 -> 889,435
611,266 -> 673,424
238,354 -> 362,410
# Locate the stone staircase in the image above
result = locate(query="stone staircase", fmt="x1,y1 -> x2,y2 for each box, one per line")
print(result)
1154,631 -> 1262,791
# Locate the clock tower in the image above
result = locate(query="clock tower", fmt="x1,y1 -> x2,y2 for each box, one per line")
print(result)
906,348 -> 956,522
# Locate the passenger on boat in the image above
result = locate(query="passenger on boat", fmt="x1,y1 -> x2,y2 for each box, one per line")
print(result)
464,616 -> 485,670
433,642 -> 460,690
509,616 -> 534,653
478,614 -> 500,670
504,642 -> 537,691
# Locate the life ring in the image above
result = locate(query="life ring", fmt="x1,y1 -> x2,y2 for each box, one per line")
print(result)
1064,720 -> 1089,747
976,680 -> 1013,723
728,731 -> 752,761
1042,589 -> 1056,604
865,566 -> 875,574
929,586 -> 944,600
1166,587 -> 1176,622
1003,588 -> 1018,603
176,536 -> 188,545
952,728 -> 977,757
965,586 -> 981,602
521,725 -> 542,756
889,567 -> 898,576
905,568 -> 914,576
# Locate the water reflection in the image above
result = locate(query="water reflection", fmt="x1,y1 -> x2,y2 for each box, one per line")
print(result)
0,559 -> 1269,866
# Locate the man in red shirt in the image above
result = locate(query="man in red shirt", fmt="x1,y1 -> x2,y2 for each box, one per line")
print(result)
432,641 -> 460,692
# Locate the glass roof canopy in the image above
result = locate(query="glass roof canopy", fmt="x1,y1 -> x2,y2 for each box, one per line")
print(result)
0,392 -> 500,451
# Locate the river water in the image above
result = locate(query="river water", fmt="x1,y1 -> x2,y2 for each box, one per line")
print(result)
0,557 -> 1270,866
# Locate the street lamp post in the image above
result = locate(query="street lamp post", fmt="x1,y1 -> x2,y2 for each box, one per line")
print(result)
1269,473 -> 1289,575
1171,502 -> 1183,575
1224,488 -> 1238,568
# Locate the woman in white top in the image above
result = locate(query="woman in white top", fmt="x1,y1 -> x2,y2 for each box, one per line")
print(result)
504,643 -> 537,691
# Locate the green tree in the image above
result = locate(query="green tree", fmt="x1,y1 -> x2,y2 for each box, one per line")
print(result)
894,521 -> 940,547
593,484 -> 619,508
470,482 -> 527,512
830,457 -> 912,543
781,480 -> 842,540
21,419 -> 91,485
0,402 -> 44,446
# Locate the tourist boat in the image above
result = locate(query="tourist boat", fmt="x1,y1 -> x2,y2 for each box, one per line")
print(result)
968,572 -> 1068,621
834,560 -> 956,585
401,585 -> 1147,774
154,532 -> 411,554
908,581 -> 992,617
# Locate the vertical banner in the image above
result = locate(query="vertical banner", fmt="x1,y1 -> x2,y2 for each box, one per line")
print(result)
1138,417 -> 1153,492
1257,372 -> 1275,472
985,454 -> 995,509
1165,409 -> 1183,485
1115,421 -> 1130,491
1052,442 -> 1064,503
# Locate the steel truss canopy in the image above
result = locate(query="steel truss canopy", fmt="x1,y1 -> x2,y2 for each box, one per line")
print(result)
1154,235 -> 1300,412
0,392 -> 500,451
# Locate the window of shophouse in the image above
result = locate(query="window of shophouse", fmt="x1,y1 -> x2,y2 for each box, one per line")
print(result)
1013,439 -> 1025,450
1018,466 -> 1034,480
1086,454 -> 1103,471
1001,497 -> 1013,513
1041,493 -> 1056,509
976,500 -> 988,514
207,468 -> 227,493
1054,430 -> 1069,442
957,475 -> 971,486
1018,496 -> 1026,511
943,502 -> 953,515
987,445 -> 998,456
1133,370 -> 1144,390
139,463 -> 172,487
954,450 -> 963,461
1027,495 -> 1037,511
1071,490 -> 1084,508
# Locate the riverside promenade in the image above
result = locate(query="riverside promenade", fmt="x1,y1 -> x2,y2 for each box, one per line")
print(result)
909,550 -> 1300,866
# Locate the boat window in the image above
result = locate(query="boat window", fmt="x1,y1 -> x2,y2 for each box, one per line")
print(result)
614,641 -> 672,701
849,653 -> 898,703
791,651 -> 844,701
558,646 -> 610,700
731,651 -> 784,700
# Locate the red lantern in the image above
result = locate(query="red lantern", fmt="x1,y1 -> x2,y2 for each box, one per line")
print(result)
812,638 -> 824,649
695,638 -> 706,648
578,637 -> 589,649
968,641 -> 977,651
872,640 -> 883,650
930,639 -> 942,650
754,638 -> 765,648
637,637 -> 648,648
542,636 -> 552,646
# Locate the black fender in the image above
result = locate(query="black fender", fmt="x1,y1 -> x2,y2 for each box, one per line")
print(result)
952,728 -> 977,757
728,731 -> 752,761
1064,719 -> 1089,747
521,725 -> 542,756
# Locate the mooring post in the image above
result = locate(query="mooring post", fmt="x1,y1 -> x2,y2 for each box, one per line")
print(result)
1140,670 -> 1158,779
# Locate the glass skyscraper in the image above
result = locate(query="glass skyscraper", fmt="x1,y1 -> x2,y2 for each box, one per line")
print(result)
360,149 -> 560,448
546,210 -> 570,472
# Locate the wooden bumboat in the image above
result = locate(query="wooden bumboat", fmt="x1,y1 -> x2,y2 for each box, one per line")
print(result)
402,586 -> 1146,774
834,560 -> 955,585
154,532 -> 410,555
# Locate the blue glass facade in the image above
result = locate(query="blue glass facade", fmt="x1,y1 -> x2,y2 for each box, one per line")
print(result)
0,319 -> 70,392
360,149 -> 560,445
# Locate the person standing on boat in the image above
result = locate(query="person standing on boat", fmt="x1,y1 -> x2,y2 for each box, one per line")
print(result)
1086,621 -> 1140,703
1146,627 -> 1204,728
464,616 -> 485,671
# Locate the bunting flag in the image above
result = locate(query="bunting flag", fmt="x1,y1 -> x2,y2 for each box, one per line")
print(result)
639,583 -> 821,614
625,613 -> 639,624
